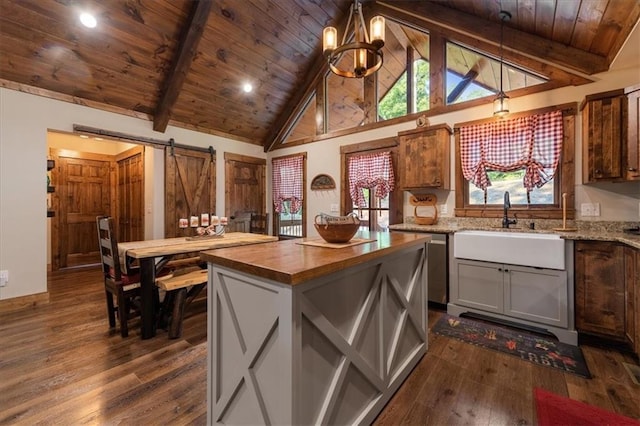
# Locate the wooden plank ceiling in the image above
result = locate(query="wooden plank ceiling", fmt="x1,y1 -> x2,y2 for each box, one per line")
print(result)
0,0 -> 638,151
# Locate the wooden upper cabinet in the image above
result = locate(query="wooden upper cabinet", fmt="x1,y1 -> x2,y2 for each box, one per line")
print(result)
625,84 -> 640,181
581,85 -> 640,183
581,89 -> 625,183
398,124 -> 452,190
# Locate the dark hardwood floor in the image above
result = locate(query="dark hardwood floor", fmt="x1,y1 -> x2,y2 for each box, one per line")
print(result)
0,266 -> 638,425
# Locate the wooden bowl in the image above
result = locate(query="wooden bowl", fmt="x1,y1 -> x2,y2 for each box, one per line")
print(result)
314,213 -> 360,243
314,222 -> 360,243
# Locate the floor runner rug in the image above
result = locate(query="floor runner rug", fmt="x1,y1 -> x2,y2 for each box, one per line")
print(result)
535,388 -> 640,426
432,314 -> 591,378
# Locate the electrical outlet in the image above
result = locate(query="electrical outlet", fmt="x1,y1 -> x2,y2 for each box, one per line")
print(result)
330,203 -> 339,213
581,203 -> 599,217
0,270 -> 8,287
439,204 -> 448,214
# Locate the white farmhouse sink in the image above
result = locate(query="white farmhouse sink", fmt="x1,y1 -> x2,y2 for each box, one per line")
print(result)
453,230 -> 565,270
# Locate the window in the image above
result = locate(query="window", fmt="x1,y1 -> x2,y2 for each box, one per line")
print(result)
272,154 -> 306,238
379,59 -> 430,121
346,150 -> 395,232
352,188 -> 391,232
454,104 -> 576,219
446,42 -> 547,105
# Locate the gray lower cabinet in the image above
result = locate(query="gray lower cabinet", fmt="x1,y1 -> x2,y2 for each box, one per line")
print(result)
449,257 -> 577,345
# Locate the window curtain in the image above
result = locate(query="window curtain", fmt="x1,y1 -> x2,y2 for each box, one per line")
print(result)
348,151 -> 395,208
459,110 -> 563,191
272,155 -> 303,213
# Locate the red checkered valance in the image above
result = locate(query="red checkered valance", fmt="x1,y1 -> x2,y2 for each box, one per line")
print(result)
460,110 -> 563,192
348,151 -> 395,208
272,155 -> 303,213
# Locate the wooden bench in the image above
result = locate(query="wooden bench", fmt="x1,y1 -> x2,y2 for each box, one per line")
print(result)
156,267 -> 207,339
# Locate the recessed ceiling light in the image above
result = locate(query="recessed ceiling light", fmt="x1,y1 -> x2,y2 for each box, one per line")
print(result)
94,137 -> 104,141
242,83 -> 253,93
79,134 -> 89,139
80,12 -> 97,28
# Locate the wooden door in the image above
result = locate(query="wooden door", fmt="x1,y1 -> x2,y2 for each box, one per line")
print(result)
116,146 -> 144,243
224,153 -> 266,233
51,149 -> 112,269
165,147 -> 216,238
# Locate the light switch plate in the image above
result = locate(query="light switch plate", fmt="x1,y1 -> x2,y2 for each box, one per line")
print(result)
330,203 -> 339,213
0,270 -> 8,287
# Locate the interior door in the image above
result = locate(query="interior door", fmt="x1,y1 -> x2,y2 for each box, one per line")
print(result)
116,146 -> 144,243
165,147 -> 216,238
51,149 -> 112,269
224,153 -> 266,233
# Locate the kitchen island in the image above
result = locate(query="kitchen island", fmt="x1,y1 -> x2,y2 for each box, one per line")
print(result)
200,231 -> 430,425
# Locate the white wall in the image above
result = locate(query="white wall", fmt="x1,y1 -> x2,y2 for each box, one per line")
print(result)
1,23 -> 639,301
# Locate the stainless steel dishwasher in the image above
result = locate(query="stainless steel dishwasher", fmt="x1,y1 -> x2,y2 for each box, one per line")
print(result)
426,233 -> 448,305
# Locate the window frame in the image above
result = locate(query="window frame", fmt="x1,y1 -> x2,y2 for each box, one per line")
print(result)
453,103 -> 577,219
340,137 -> 402,228
271,152 -> 307,238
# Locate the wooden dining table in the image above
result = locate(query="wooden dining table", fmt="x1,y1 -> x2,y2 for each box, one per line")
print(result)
118,232 -> 278,339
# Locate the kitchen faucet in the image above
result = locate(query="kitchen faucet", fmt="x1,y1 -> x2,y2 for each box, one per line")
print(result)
502,191 -> 517,228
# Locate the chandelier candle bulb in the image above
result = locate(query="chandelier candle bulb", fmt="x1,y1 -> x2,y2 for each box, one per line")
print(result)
370,16 -> 385,44
323,27 -> 337,53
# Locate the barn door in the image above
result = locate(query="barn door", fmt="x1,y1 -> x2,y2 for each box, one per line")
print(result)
165,147 -> 216,238
224,153 -> 266,233
116,146 -> 144,243
50,149 -> 112,269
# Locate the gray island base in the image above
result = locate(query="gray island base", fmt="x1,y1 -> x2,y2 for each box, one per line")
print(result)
200,232 -> 430,425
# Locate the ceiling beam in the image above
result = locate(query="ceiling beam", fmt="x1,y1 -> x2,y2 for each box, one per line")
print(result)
374,1 -> 609,76
153,0 -> 212,133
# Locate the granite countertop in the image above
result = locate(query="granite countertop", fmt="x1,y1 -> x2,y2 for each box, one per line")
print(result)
389,218 -> 640,250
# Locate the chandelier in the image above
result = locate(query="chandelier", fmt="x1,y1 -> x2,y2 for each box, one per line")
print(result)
322,0 -> 385,78
493,10 -> 511,116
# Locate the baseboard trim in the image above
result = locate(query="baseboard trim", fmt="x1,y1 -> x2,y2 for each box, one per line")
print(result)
0,292 -> 50,313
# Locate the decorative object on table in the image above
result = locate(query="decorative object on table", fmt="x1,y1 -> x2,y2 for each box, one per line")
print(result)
190,216 -> 199,227
220,216 -> 228,225
192,222 -> 226,239
178,218 -> 189,228
314,212 -> 360,243
534,388 -> 640,426
410,194 -> 438,225
296,237 -> 375,249
201,213 -> 209,227
310,174 -> 336,190
553,192 -> 577,231
432,314 -> 590,378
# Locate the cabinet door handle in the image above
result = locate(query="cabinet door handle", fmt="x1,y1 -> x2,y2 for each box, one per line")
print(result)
498,268 -> 502,272
629,167 -> 638,171
504,269 -> 509,273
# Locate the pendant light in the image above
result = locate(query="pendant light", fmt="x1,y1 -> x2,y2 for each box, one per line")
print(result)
322,0 -> 385,78
493,10 -> 511,117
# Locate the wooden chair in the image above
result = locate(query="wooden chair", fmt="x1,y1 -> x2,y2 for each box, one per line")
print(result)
250,213 -> 269,234
96,216 -> 142,337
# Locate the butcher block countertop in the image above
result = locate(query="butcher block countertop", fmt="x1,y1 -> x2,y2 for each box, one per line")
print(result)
200,231 -> 431,285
